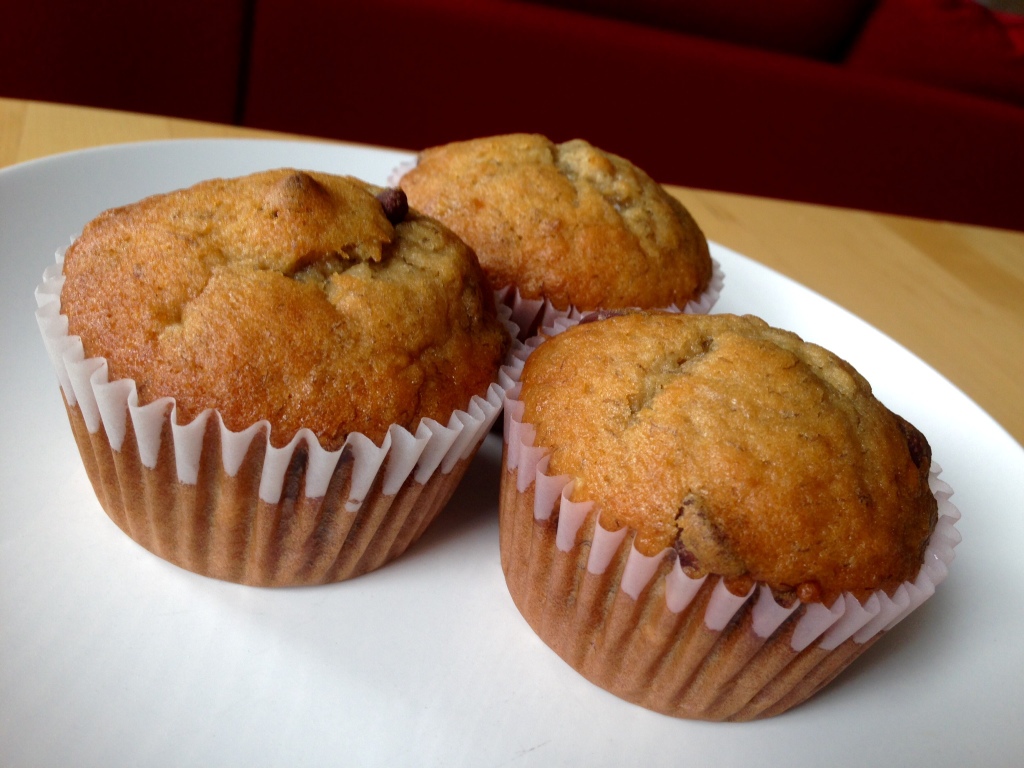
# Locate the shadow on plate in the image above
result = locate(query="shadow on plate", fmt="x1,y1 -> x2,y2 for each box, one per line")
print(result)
395,434 -> 504,563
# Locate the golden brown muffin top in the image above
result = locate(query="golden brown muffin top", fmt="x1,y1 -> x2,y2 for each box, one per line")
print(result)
399,134 -> 712,312
518,312 -> 938,604
61,169 -> 509,449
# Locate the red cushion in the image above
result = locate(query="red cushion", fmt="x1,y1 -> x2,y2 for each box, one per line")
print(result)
529,0 -> 878,59
244,0 -> 1024,231
0,0 -> 247,123
846,0 -> 1024,108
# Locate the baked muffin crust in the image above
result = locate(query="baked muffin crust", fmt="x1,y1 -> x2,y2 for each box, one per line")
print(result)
518,312 -> 938,604
61,169 -> 509,449
400,134 -> 712,311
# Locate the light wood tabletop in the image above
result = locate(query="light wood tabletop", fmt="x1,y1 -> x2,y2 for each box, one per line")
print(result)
3,97 -> 1022,446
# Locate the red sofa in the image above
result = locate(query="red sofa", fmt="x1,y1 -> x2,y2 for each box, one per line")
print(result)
3,0 -> 1023,232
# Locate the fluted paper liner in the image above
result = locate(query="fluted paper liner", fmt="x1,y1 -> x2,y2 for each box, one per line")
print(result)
494,258 -> 724,342
499,332 -> 961,721
36,251 -> 521,586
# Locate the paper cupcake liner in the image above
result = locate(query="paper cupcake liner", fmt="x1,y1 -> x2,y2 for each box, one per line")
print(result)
36,250 -> 521,586
494,257 -> 724,343
386,158 -> 417,188
498,339 -> 960,721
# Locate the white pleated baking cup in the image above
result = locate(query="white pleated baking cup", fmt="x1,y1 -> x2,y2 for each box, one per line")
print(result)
35,249 -> 521,587
498,341 -> 960,721
494,256 -> 723,343
386,158 -> 417,188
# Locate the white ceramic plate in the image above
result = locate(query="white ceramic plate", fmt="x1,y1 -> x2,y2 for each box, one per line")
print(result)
2,140 -> 1022,768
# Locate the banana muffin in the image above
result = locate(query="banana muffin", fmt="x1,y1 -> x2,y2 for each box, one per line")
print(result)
46,168 -> 511,585
62,169 -> 507,449
398,134 -> 718,332
500,311 -> 958,720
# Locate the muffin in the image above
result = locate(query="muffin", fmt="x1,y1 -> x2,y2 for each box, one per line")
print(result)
36,168 -> 513,586
500,311 -> 960,720
398,134 -> 721,337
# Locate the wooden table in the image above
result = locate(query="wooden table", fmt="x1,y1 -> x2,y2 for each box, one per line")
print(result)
3,97 -> 1022,446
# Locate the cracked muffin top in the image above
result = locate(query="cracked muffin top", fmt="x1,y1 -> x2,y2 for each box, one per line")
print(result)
517,312 -> 938,605
399,134 -> 712,312
61,169 -> 510,450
